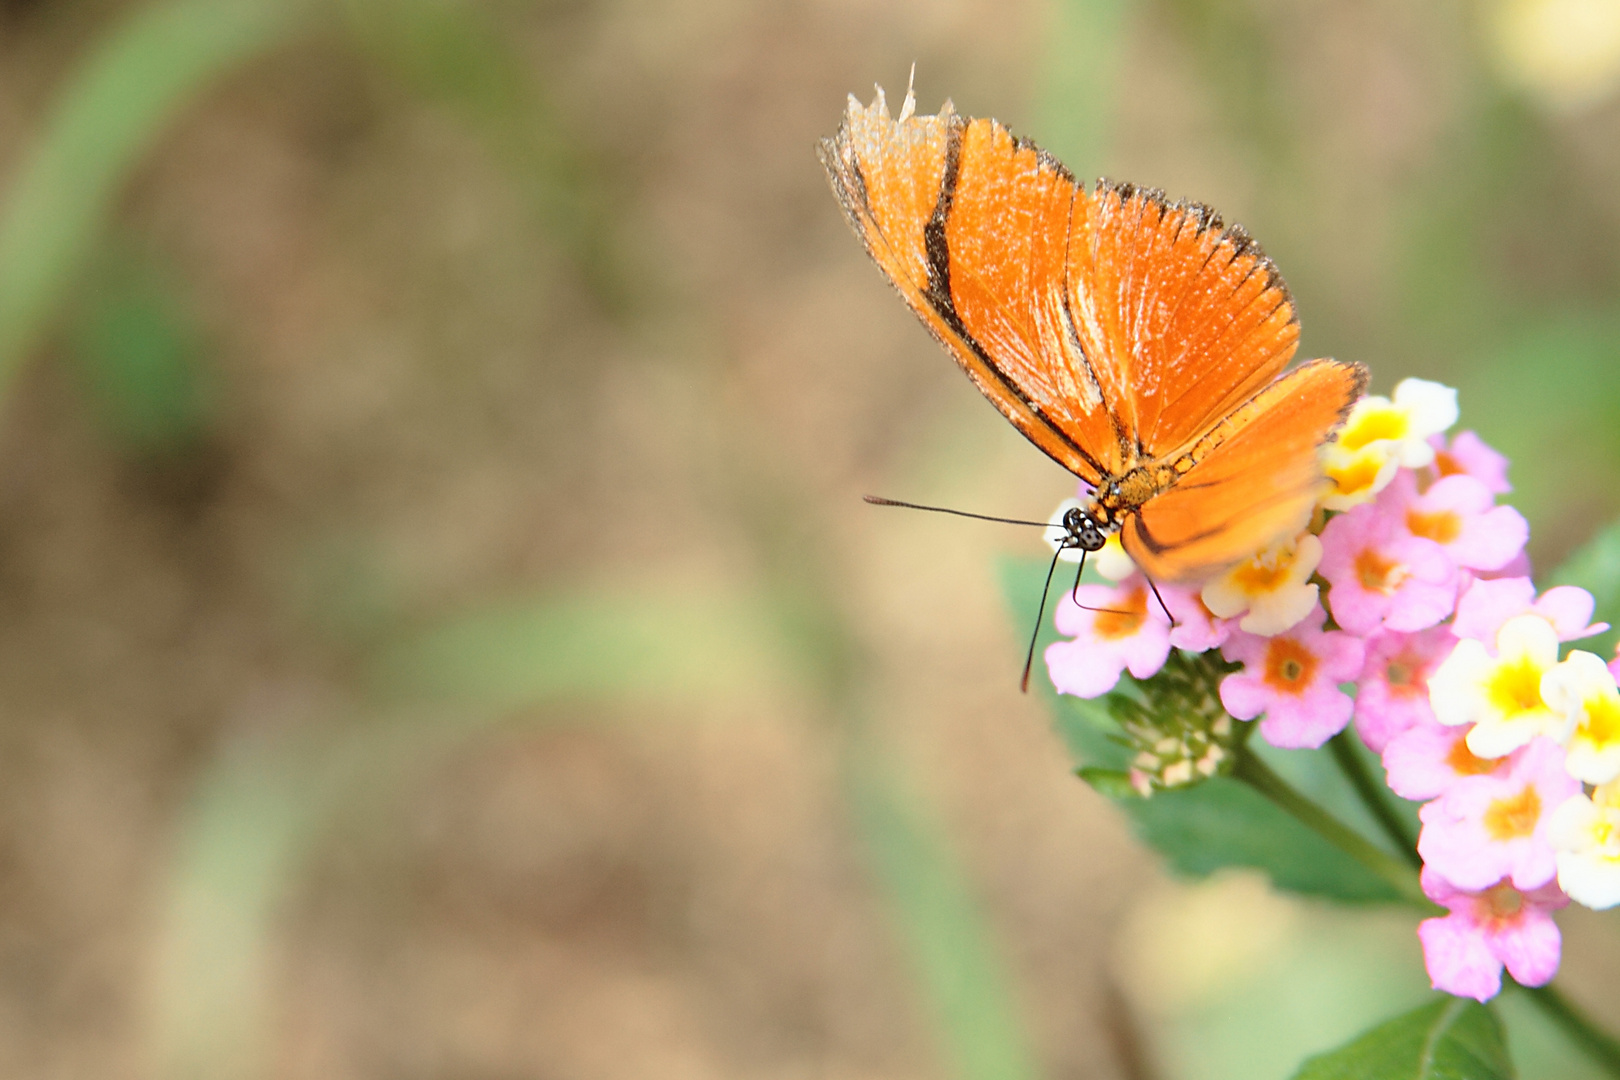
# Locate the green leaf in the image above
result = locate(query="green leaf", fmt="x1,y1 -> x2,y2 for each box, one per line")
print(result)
1292,997 -> 1514,1080
1552,516 -> 1620,661
1123,776 -> 1402,903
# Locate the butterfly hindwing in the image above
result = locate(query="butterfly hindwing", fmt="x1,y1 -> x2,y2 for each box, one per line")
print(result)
1121,359 -> 1367,580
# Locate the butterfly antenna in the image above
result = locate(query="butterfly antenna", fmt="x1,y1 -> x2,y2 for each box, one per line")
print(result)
863,495 -> 1052,528
1021,544 -> 1066,693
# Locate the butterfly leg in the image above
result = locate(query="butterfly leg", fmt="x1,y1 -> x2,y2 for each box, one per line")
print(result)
1144,574 -> 1179,628
1069,548 -> 1088,603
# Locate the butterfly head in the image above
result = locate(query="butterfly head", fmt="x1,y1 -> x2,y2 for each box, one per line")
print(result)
1059,506 -> 1108,554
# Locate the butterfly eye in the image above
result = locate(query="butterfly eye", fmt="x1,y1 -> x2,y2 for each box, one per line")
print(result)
1062,507 -> 1085,532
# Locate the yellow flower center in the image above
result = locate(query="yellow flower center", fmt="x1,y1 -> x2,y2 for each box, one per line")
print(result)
1485,654 -> 1547,718
1094,586 -> 1147,640
1263,638 -> 1317,693
1233,554 -> 1288,592
1434,449 -> 1464,478
1484,784 -> 1542,841
1583,693 -> 1620,748
1329,454 -> 1385,495
1406,508 -> 1462,545
1341,408 -> 1409,452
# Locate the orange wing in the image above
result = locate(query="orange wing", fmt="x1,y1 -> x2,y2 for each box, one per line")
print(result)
822,90 -> 1308,481
819,88 -> 1112,483
1070,183 -> 1303,459
1120,359 -> 1368,581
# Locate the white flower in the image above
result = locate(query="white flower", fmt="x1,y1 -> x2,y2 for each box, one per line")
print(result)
1201,532 -> 1322,636
1319,378 -> 1459,510
1044,499 -> 1086,563
1542,649 -> 1620,784
1551,780 -> 1620,909
1429,614 -> 1570,758
1045,499 -> 1134,580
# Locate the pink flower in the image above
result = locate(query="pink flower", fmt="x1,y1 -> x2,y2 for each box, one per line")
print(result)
1450,577 -> 1606,645
1475,550 -> 1532,582
1383,718 -> 1512,802
1388,472 -> 1528,573
1219,606 -> 1366,749
1157,583 -> 1232,653
1417,737 -> 1581,890
1319,501 -> 1458,636
1354,626 -> 1457,753
1045,576 -> 1171,699
1417,868 -> 1566,1002
1430,431 -> 1511,494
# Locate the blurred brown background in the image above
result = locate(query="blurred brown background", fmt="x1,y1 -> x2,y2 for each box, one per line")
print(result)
0,1 -> 1618,1078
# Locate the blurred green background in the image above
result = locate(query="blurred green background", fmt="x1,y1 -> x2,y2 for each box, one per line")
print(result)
0,0 -> 1618,1078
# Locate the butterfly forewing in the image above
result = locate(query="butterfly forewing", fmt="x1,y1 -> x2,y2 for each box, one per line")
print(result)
942,119 -> 1125,478
820,93 -> 1108,484
1075,185 -> 1302,459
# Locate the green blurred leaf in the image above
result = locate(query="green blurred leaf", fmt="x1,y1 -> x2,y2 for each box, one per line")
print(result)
1552,516 -> 1620,660
1051,690 -> 1133,769
341,0 -> 622,304
1291,997 -> 1513,1080
369,583 -> 797,708
1125,777 -> 1401,903
845,739 -> 1042,1080
69,243 -> 212,451
0,0 -> 316,404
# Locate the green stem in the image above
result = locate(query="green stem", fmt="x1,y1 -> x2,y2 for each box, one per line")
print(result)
1327,729 -> 1422,866
1517,982 -> 1620,1079
1231,747 -> 1429,908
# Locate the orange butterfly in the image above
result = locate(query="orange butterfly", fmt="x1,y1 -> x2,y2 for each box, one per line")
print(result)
820,86 -> 1367,583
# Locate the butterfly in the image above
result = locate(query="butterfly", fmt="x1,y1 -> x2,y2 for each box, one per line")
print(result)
820,85 -> 1367,584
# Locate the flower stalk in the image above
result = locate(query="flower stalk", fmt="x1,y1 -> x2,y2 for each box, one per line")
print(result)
1326,729 -> 1421,866
1231,744 -> 1430,908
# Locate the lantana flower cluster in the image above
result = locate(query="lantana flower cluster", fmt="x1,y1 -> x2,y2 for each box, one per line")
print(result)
1043,378 -> 1620,1003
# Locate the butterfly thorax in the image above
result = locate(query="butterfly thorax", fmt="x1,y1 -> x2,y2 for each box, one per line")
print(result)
1089,461 -> 1182,528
